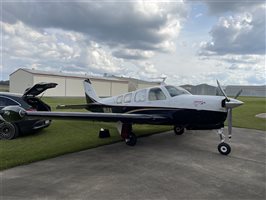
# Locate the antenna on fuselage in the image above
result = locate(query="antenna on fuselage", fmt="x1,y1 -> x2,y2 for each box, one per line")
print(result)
160,77 -> 167,86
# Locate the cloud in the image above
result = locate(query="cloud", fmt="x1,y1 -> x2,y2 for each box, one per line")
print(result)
2,1 -> 187,53
2,21 -> 127,75
195,13 -> 203,18
1,0 -> 189,80
201,0 -> 265,14
199,5 -> 265,55
112,49 -> 154,60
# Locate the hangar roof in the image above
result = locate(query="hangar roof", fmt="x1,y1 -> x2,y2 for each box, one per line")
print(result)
11,68 -> 128,83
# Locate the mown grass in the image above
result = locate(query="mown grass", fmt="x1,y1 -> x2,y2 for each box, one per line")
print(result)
0,96 -> 265,171
231,97 -> 266,131
0,97 -> 171,170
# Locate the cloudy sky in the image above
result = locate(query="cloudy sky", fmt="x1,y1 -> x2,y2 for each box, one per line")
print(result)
1,0 -> 265,85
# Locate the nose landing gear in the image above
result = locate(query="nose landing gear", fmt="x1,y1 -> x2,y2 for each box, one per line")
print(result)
217,128 -> 231,155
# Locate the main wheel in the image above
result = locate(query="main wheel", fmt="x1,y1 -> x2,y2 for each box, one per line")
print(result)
218,142 -> 231,155
0,122 -> 19,140
174,126 -> 184,135
125,133 -> 137,146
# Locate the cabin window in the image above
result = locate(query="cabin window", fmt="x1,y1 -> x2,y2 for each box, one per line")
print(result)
135,89 -> 147,102
148,88 -> 166,101
124,93 -> 132,103
165,86 -> 191,97
116,95 -> 123,104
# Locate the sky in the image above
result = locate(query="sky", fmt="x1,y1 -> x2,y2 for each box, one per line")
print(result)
1,0 -> 265,86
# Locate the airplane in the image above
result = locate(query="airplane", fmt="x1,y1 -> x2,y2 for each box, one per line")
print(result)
0,79 -> 243,155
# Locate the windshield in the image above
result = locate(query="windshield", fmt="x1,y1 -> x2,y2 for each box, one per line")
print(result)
165,86 -> 191,97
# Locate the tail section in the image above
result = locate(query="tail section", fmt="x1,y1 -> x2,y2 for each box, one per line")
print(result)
83,79 -> 101,103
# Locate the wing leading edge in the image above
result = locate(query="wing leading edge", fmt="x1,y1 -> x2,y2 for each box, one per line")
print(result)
1,106 -> 169,124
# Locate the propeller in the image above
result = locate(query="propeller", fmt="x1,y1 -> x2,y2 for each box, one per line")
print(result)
216,80 -> 229,102
217,80 -> 243,139
234,89 -> 243,99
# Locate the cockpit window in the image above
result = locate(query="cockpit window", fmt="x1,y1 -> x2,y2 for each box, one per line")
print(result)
148,88 -> 166,101
165,86 -> 191,97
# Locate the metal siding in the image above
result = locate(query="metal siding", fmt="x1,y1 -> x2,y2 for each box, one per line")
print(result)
10,69 -> 33,94
66,78 -> 84,97
111,82 -> 128,96
33,76 -> 65,96
138,83 -> 159,90
91,80 -> 112,97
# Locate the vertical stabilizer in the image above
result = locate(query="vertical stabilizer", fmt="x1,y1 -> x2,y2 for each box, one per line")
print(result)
83,79 -> 101,103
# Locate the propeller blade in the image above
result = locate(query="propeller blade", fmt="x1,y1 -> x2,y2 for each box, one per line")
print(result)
227,108 -> 232,139
234,89 -> 243,99
217,80 -> 229,102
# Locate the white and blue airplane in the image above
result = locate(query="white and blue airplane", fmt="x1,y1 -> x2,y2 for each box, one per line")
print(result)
0,80 -> 243,155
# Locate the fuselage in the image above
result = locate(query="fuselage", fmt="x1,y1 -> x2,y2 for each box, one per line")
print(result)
85,84 -> 229,129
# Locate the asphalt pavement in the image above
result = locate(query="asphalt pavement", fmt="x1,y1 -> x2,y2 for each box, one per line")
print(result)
1,127 -> 265,200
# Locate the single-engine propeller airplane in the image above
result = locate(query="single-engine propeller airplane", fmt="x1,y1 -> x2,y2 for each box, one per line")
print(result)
0,79 -> 243,155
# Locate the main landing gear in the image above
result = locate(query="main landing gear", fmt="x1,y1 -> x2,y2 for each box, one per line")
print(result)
174,126 -> 185,135
217,128 -> 231,155
117,122 -> 137,146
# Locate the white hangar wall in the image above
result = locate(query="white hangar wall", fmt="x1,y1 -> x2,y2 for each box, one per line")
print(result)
9,69 -> 34,94
33,75 -> 66,96
10,68 -> 129,97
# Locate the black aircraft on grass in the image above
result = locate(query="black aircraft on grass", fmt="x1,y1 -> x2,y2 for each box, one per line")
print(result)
0,79 -> 243,155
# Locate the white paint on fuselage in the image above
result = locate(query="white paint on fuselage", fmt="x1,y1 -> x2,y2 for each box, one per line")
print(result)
97,85 -> 227,113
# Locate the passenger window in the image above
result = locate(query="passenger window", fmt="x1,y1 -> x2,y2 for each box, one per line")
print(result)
135,89 -> 147,102
116,95 -> 123,104
0,97 -> 5,107
124,93 -> 132,103
0,97 -> 18,107
148,88 -> 166,101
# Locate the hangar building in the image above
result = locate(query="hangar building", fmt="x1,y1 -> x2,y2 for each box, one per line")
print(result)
111,76 -> 161,92
10,68 -> 129,97
225,85 -> 266,97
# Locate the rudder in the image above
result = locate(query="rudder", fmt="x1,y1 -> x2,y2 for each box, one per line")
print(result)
83,79 -> 101,103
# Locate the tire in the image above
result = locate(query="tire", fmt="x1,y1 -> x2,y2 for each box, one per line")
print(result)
218,142 -> 231,155
174,126 -> 184,135
0,122 -> 19,140
125,133 -> 137,146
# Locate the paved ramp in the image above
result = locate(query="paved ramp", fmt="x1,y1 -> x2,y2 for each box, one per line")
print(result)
1,128 -> 265,200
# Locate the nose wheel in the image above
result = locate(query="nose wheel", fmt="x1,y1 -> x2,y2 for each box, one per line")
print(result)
218,142 -> 231,155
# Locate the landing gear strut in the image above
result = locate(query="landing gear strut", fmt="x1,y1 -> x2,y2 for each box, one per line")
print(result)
117,122 -> 137,146
217,128 -> 231,155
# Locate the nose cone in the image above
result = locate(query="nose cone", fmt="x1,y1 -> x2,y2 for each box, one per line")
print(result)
225,98 -> 244,109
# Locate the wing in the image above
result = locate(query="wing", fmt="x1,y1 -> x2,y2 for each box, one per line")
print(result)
0,106 -> 169,124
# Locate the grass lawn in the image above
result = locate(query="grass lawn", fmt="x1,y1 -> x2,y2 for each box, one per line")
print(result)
0,97 -> 172,170
0,96 -> 265,171
231,97 -> 266,131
